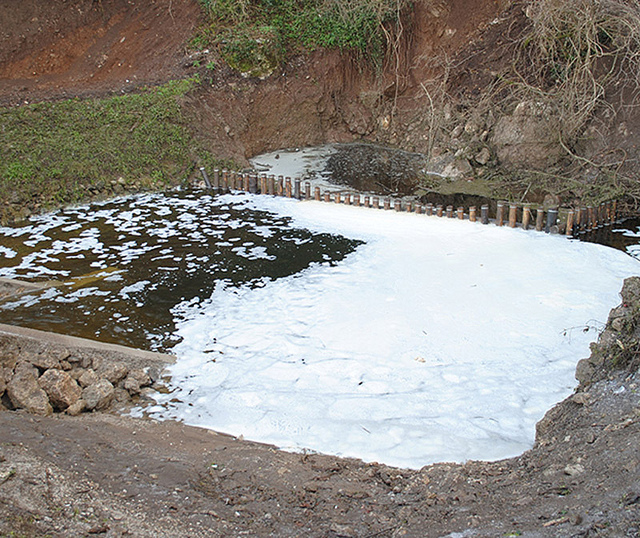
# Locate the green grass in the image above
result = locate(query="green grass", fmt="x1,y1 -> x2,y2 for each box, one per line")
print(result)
195,0 -> 408,70
0,79 -> 226,222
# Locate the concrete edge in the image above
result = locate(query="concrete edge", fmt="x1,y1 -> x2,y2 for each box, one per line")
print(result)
0,323 -> 176,367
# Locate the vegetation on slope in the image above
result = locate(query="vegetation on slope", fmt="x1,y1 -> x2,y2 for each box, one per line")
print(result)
193,0 -> 409,73
0,79 -> 227,224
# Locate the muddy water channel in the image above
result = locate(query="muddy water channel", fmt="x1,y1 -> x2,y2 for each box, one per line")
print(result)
0,190 -> 360,351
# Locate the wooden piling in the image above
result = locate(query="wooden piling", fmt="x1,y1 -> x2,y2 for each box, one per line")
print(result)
611,200 -> 618,224
522,205 -> 531,230
457,207 -> 464,220
324,192 -> 331,202
353,193 -> 360,206
508,204 -> 517,228
260,174 -> 267,194
426,203 -> 434,216
566,209 -> 575,237
587,206 -> 594,231
446,205 -> 454,218
384,198 -> 391,210
395,199 -> 403,212
344,193 -> 351,205
535,207 -> 544,231
285,178 -> 292,198
436,205 -> 444,217
546,208 -> 558,233
364,195 -> 370,208
414,203 -> 423,214
314,186 -> 321,201
305,182 -> 311,200
335,192 -> 342,204
469,206 -> 477,222
213,169 -> 221,191
496,202 -> 505,226
243,173 -> 250,192
268,175 -> 276,195
222,169 -> 229,192
277,176 -> 284,196
294,178 -> 301,199
199,167 -> 212,189
249,174 -> 258,194
372,196 -> 379,209
481,205 -> 489,224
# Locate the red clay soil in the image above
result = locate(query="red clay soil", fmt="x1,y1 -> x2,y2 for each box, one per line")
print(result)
0,0 -> 201,107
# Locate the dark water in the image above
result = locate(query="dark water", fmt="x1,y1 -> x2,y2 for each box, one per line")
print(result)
0,190 -> 361,351
574,217 -> 640,259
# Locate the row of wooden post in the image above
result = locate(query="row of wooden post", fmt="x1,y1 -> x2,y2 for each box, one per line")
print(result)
200,168 -> 619,237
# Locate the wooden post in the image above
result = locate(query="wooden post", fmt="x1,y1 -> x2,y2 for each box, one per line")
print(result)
481,205 -> 489,224
305,182 -> 311,200
213,169 -> 221,191
535,207 -> 544,231
446,205 -> 454,218
344,193 -> 351,205
268,175 -> 276,195
457,207 -> 464,220
395,199 -> 402,212
335,192 -> 342,204
436,204 -> 443,217
566,209 -> 575,237
222,169 -> 229,192
324,192 -> 331,202
314,187 -> 321,201
294,178 -> 301,199
353,193 -> 360,206
364,195 -> 370,208
496,201 -> 505,226
243,173 -> 250,192
372,196 -> 379,209
277,176 -> 284,196
249,174 -> 258,194
199,167 -> 212,189
522,205 -> 531,230
545,208 -> 558,233
285,178 -> 292,198
508,204 -> 517,228
469,206 -> 477,222
587,206 -> 594,231
384,198 -> 391,210
415,203 -> 423,214
259,174 -> 267,194
611,200 -> 618,224
406,201 -> 413,212
426,203 -> 433,216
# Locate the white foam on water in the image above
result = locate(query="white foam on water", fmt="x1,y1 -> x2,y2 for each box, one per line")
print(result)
146,193 -> 640,469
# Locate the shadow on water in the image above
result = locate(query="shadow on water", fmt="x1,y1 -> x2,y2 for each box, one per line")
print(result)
574,217 -> 640,259
0,190 -> 362,352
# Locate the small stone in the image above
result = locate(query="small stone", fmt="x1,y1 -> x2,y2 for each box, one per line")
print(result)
38,368 -> 82,410
564,463 -> 585,476
569,513 -> 583,525
83,379 -> 115,411
66,399 -> 86,416
611,317 -> 626,332
571,393 -> 590,406
123,369 -> 152,395
474,147 -> 491,165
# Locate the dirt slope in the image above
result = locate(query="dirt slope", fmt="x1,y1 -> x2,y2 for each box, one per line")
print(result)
0,0 -> 200,106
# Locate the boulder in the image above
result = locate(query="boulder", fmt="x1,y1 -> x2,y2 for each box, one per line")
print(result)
96,362 -> 128,385
78,368 -> 100,388
38,368 -> 82,410
65,399 -> 86,416
83,379 -> 115,411
123,369 -> 152,395
29,353 -> 61,371
6,370 -> 53,416
491,100 -> 564,169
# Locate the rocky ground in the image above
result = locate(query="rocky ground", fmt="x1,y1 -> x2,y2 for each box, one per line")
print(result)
0,278 -> 639,537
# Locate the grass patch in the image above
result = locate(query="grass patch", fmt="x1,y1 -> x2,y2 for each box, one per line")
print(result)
0,79 -> 227,222
194,0 -> 409,71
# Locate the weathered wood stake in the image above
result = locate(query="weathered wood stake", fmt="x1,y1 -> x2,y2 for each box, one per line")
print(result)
294,178 -> 301,199
469,206 -> 477,222
566,209 -> 575,237
546,208 -> 558,233
199,167 -> 212,189
213,169 -> 221,191
481,205 -> 489,224
305,182 -> 311,200
496,202 -> 505,226
535,207 -> 544,231
285,178 -> 292,198
426,203 -> 433,216
384,198 -> 391,210
457,207 -> 464,220
314,186 -> 321,201
508,204 -> 517,228
522,205 -> 531,230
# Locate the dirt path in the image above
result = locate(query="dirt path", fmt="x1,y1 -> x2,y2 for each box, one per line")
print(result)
1,366 -> 639,537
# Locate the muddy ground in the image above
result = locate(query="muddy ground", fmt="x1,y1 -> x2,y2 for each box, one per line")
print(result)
0,365 -> 639,537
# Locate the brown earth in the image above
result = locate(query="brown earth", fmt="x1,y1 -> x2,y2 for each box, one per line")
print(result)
1,1 -> 640,537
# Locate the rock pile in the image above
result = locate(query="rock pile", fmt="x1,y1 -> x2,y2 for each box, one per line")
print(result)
0,324 -> 173,416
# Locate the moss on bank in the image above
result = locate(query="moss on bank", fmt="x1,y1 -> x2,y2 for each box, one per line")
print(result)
0,79 -> 229,224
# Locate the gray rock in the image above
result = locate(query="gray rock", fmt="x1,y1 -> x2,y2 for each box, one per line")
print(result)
83,379 -> 115,411
474,147 -> 491,165
38,368 -> 82,410
6,369 -> 53,416
491,100 -> 564,169
29,353 -> 61,371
